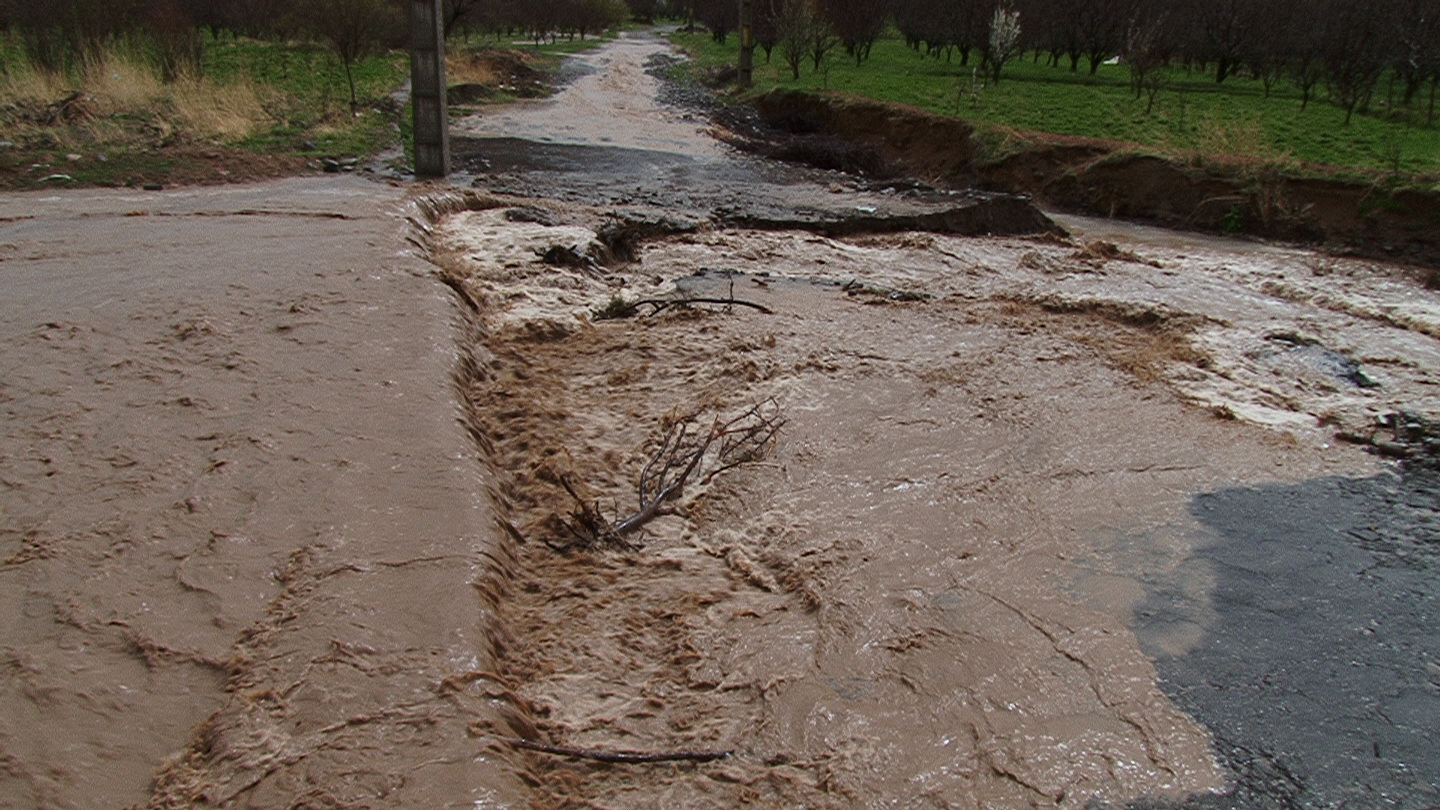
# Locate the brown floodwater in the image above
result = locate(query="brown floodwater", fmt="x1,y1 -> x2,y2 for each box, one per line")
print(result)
428,200 -> 1383,808
428,36 -> 1438,806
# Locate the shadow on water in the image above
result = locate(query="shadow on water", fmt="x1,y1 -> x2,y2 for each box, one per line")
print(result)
1129,470 -> 1440,810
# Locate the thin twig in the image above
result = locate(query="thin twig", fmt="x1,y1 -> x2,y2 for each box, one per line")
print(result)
499,736 -> 733,764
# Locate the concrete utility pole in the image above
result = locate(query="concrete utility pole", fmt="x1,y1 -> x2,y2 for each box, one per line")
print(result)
738,0 -> 755,87
409,0 -> 449,178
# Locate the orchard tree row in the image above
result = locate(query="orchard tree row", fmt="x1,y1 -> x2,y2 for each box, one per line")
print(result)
0,0 -> 633,75
6,0 -> 1436,123
686,0 -> 1440,123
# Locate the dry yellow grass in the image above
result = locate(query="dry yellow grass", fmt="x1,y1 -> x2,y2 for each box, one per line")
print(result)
170,78 -> 269,138
1176,109 -> 1296,166
447,54 -> 499,86
0,50 -> 269,145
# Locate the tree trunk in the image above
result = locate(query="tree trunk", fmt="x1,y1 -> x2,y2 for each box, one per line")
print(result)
343,57 -> 357,113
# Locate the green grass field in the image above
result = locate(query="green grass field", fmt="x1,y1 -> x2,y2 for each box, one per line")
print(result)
673,31 -> 1440,177
204,38 -> 410,156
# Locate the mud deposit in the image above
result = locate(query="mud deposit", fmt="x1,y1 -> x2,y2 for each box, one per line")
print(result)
0,179 -> 526,810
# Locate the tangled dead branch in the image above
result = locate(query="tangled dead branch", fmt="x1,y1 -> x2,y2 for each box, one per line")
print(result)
550,399 -> 785,552
594,277 -> 774,321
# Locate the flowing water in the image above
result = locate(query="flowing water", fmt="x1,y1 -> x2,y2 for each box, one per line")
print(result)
431,30 -> 1440,810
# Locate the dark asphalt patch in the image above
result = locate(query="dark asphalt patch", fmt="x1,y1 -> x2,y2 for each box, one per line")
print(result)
1132,470 -> 1440,809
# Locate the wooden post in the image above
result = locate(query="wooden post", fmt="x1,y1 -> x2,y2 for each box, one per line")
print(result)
738,0 -> 754,87
409,0 -> 449,178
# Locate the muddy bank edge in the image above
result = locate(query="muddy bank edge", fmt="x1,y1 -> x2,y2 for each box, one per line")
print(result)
750,88 -> 1440,269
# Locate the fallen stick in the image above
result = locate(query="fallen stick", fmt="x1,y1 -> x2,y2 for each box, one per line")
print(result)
499,736 -> 732,764
631,296 -> 774,315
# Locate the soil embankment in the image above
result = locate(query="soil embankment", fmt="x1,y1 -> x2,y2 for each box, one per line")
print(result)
748,88 -> 1440,268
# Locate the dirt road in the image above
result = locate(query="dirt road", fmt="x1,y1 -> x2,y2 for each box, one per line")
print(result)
2,28 -> 1438,810
0,178 -> 524,808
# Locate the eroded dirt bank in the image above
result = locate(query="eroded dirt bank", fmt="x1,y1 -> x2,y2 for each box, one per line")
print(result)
747,88 -> 1440,269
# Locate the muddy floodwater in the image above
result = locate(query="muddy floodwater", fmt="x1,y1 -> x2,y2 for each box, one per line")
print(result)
441,30 -> 1440,810
2,28 -> 1438,810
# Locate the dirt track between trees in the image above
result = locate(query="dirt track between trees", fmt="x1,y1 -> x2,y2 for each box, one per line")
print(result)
2,28 -> 1438,810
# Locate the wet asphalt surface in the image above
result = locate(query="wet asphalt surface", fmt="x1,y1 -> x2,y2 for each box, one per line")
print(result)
450,44 -> 1440,810
450,52 -> 1054,237
1126,470 -> 1440,810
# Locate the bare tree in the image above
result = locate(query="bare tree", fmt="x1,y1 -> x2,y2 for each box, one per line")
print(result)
807,3 -> 838,72
1319,0 -> 1389,124
8,0 -> 145,73
623,0 -> 663,22
572,0 -> 628,38
1189,0 -> 1254,83
1279,0 -> 1328,110
754,0 -> 779,61
774,0 -> 816,78
893,0 -> 989,65
303,0 -> 401,113
892,0 -> 931,52
694,0 -> 737,42
1390,0 -> 1440,109
1074,0 -> 1127,74
1124,9 -> 1169,111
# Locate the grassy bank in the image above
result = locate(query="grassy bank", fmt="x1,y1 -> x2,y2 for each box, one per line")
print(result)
0,33 -> 409,188
0,29 -> 615,189
673,31 -> 1440,178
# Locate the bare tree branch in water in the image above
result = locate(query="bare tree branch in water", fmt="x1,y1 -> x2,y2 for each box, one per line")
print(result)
550,399 -> 785,552
594,295 -> 774,320
499,736 -> 733,764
